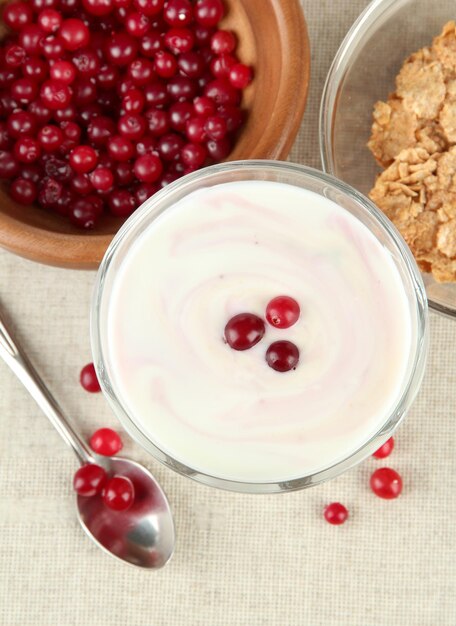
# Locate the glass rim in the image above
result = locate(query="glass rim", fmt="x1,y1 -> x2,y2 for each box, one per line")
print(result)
91,160 -> 428,493
317,0 -> 454,317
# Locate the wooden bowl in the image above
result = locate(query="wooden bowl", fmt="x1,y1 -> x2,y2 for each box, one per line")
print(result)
0,0 -> 310,269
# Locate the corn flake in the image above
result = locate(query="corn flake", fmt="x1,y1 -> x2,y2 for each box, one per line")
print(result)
368,22 -> 456,282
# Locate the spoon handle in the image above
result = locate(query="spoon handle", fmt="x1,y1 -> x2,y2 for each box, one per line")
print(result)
0,307 -> 93,465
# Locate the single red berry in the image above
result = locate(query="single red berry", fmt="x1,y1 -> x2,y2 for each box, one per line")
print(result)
133,0 -> 163,16
154,50 -> 177,78
133,153 -> 163,183
42,155 -> 72,182
134,182 -> 158,204
108,135 -> 135,161
193,23 -> 214,45
37,125 -> 64,152
18,25 -> 45,55
70,197 -> 102,229
11,78 -> 39,105
210,30 -> 236,54
10,178 -> 37,204
89,428 -> 123,456
60,120 -> 82,152
324,502 -> 349,525
122,88 -> 145,113
210,53 -> 236,78
118,113 -> 146,141
143,81 -> 169,107
14,137 -> 41,163
50,60 -> 76,84
204,78 -> 240,105
229,63 -> 252,89
40,34 -> 65,60
87,117 -> 115,146
108,189 -> 136,216
160,169 -> 180,187
105,33 -> 138,66
117,77 -> 136,97
224,313 -> 265,351
113,161 -> 134,185
178,51 -> 205,78
37,8 -> 62,32
40,80 -> 72,110
370,468 -> 402,499
54,106 -> 77,124
372,437 -> 395,459
163,0 -> 193,27
90,167 -> 114,191
26,101 -> 51,126
5,44 -> 26,68
185,116 -> 207,142
82,0 -> 114,16
125,11 -> 150,37
135,135 -> 156,155
97,64 -> 119,90
102,475 -> 135,511
266,296 -> 301,329
59,18 -> 90,51
164,27 -> 194,54
206,136 -> 231,160
72,77 -> 97,106
3,2 -> 33,31
72,48 -> 101,78
140,30 -> 164,57
167,75 -> 197,101
19,164 -> 40,183
0,151 -> 20,178
181,142 -> 206,169
80,362 -> 101,392
0,122 -> 11,150
266,341 -> 299,372
193,95 -> 215,116
70,145 -> 98,173
145,107 -> 170,136
157,132 -> 184,160
205,115 -> 227,140
22,56 -> 48,82
73,463 -> 107,496
0,92 -> 19,116
71,174 -> 93,196
37,177 -> 63,208
32,0 -> 60,10
194,0 -> 224,27
7,111 -> 36,138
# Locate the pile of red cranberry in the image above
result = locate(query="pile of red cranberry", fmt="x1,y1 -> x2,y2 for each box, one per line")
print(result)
224,295 -> 301,372
73,426 -> 137,511
0,0 -> 252,228
324,437 -> 402,526
76,364 -> 135,511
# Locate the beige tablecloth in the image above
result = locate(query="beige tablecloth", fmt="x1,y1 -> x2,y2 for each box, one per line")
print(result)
1,1 -> 455,624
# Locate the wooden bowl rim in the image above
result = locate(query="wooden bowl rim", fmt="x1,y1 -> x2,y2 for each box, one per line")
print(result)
0,0 -> 310,270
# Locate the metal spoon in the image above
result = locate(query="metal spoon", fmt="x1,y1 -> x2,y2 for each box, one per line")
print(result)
0,306 -> 175,569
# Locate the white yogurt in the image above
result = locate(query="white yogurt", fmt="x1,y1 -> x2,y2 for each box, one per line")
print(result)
105,180 -> 412,483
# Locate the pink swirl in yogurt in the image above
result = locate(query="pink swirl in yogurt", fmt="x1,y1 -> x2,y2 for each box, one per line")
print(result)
105,181 -> 412,482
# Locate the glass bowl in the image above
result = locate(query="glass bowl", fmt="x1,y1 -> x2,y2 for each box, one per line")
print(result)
320,0 -> 456,317
91,161 -> 428,493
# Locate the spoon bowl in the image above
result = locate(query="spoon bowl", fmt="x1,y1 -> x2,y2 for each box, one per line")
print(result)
77,456 -> 175,569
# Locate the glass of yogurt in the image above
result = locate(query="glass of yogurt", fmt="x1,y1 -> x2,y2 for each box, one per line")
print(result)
91,161 -> 428,493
